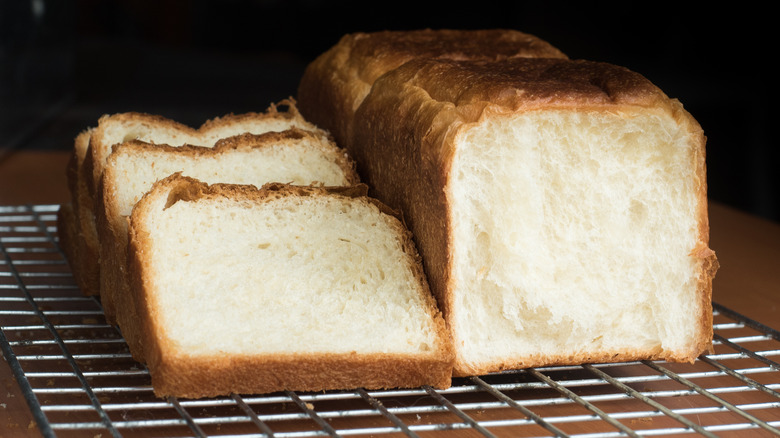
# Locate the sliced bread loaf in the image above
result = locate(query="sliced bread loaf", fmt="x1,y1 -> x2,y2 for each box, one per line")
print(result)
126,174 -> 453,398
300,50 -> 719,375
97,128 -> 359,359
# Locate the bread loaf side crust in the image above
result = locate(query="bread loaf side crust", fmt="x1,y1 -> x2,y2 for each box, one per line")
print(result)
298,29 -> 567,146
126,175 -> 453,397
348,57 -> 717,374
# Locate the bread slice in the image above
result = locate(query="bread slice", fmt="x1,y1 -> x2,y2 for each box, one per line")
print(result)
297,29 -> 567,147
126,174 -> 453,398
96,128 -> 359,359
302,53 -> 719,375
67,99 -> 318,299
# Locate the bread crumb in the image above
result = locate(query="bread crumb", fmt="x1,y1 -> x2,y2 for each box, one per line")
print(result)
28,420 -> 36,429
305,402 -> 314,410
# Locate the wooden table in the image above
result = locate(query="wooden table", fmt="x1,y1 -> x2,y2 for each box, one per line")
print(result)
1,149 -> 779,437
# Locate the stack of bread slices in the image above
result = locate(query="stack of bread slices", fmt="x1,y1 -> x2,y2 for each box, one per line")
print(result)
59,29 -> 718,399
60,99 -> 453,398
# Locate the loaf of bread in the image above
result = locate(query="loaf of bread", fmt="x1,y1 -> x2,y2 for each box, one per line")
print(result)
126,174 -> 453,398
59,99 -> 320,298
297,29 -> 567,147
96,128 -> 359,359
297,32 -> 718,376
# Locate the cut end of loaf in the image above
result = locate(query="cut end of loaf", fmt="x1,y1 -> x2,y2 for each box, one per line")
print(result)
128,176 -> 453,397
448,108 -> 715,375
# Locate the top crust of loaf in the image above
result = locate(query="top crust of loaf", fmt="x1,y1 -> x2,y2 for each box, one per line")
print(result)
297,29 -> 568,145
366,57 -> 678,114
322,29 -> 568,85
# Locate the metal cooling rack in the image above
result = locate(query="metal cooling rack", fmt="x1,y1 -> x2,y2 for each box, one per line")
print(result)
1,204 -> 779,438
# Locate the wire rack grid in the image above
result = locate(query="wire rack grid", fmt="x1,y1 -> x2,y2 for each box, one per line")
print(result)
1,204 -> 779,438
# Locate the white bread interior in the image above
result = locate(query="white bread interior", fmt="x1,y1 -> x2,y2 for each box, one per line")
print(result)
449,110 -> 715,373
127,175 -> 453,398
97,129 -> 358,357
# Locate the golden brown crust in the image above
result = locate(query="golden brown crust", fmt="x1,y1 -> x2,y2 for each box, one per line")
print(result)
150,353 -> 451,399
364,57 -> 673,114
339,56 -> 717,374
200,98 -> 305,131
126,174 -> 453,397
56,202 -> 78,280
297,29 -> 568,146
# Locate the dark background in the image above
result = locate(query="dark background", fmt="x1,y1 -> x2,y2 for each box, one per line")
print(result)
1,1 -> 777,222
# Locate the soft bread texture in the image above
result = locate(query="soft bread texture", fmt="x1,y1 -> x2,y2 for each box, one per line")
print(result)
96,129 -> 359,357
297,29 -> 567,147
62,99 -> 318,298
299,41 -> 718,376
127,175 -> 453,398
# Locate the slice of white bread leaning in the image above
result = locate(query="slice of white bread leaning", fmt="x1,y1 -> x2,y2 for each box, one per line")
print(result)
297,29 -> 567,147
304,54 -> 720,375
126,174 -> 453,398
96,128 -> 359,360
62,99 -> 319,298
